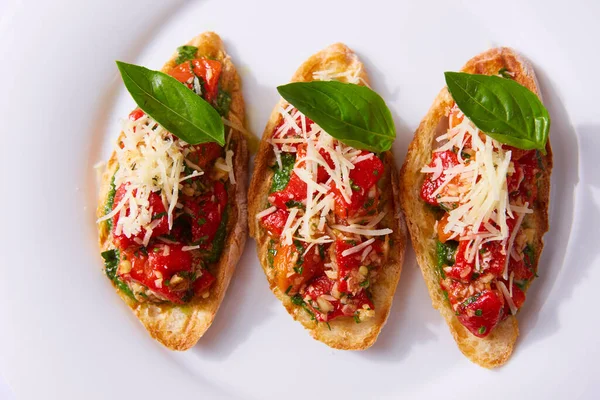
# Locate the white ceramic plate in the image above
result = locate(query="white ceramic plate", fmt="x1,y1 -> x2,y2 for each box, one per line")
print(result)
1,0 -> 599,398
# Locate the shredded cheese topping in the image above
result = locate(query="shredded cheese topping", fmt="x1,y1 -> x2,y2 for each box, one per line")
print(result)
421,113 -> 532,271
97,115 -> 200,246
268,106 -> 392,247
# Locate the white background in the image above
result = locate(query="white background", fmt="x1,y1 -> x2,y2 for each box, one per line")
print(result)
0,0 -> 599,399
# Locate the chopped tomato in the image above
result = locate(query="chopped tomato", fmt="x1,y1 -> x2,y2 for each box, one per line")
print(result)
456,289 -> 505,338
268,172 -> 307,209
317,148 -> 334,183
511,257 -> 535,282
193,269 -> 216,295
420,150 -> 460,206
187,142 -> 223,170
445,240 -> 475,282
112,184 -> 169,249
182,181 -> 227,246
128,108 -> 145,121
304,275 -> 374,322
332,153 -> 384,219
261,209 -> 289,237
335,239 -> 362,293
168,58 -> 222,102
121,244 -> 194,304
273,241 -> 323,295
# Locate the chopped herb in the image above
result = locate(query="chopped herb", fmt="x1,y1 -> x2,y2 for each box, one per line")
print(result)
535,150 -> 545,171
523,243 -> 535,267
462,294 -> 481,307
478,326 -> 486,335
285,200 -> 305,210
498,67 -> 512,79
103,172 -> 117,231
270,153 -> 296,193
153,247 -> 160,253
436,240 -> 458,278
461,151 -> 471,159
285,285 -> 292,295
326,322 -> 332,331
100,249 -> 135,300
214,89 -> 232,117
202,207 -> 228,263
516,280 -> 528,291
293,266 -> 304,275
350,179 -> 360,191
197,217 -> 207,226
318,244 -> 326,259
353,314 -> 361,324
345,239 -> 357,246
373,170 -> 379,176
175,45 -> 198,64
442,290 -> 449,303
152,212 -> 167,221
290,294 -> 316,321
267,240 -> 277,268
101,249 -> 120,280
359,279 -> 370,288
191,235 -> 209,245
364,198 -> 374,209
475,309 -> 483,316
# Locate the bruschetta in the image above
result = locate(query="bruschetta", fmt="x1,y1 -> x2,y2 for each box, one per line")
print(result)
96,32 -> 248,350
248,43 -> 406,350
400,47 -> 552,367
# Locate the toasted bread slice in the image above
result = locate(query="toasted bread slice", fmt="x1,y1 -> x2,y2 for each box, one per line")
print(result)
248,43 -> 407,350
399,47 -> 552,367
97,32 -> 248,350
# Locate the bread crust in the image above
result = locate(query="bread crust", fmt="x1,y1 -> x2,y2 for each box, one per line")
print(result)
96,32 -> 248,351
399,47 -> 552,367
248,43 -> 407,350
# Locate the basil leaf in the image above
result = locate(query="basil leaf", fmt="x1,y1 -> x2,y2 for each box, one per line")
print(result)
116,61 -> 224,145
175,45 -> 198,65
276,81 -> 395,152
444,72 -> 549,154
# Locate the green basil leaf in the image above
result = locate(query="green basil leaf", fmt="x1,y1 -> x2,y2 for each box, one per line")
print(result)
175,45 -> 198,64
276,81 -> 395,152
116,61 -> 224,145
444,72 -> 550,154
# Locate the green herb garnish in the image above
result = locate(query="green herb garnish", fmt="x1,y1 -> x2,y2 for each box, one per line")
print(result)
175,45 -> 198,64
270,153 -> 296,193
116,61 -> 225,145
444,72 -> 550,153
214,89 -> 232,117
276,81 -> 395,152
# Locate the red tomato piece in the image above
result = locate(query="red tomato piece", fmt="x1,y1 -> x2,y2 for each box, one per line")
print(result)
420,150 -> 459,206
193,269 -> 215,295
445,240 -> 475,282
112,184 -> 169,249
182,181 -> 228,246
456,289 -> 505,338
335,239 -> 362,293
121,244 -> 194,304
268,172 -> 307,209
260,209 -> 289,237
128,108 -> 145,121
168,58 -> 222,102
332,153 -> 384,219
188,142 -> 223,170
304,275 -> 374,322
